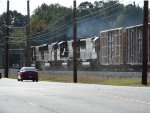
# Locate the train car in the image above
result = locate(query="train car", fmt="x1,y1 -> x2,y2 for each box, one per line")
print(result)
31,23 -> 150,71
51,42 -> 60,63
38,44 -> 49,62
126,24 -> 150,65
97,23 -> 150,71
58,40 -> 69,62
99,28 -> 124,65
79,38 -> 97,62
50,41 -> 69,65
31,46 -> 36,63
67,39 -> 80,61
33,44 -> 49,70
67,40 -> 73,61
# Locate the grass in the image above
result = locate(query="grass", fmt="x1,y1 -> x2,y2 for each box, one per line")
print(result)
39,74 -> 150,86
5,74 -> 150,86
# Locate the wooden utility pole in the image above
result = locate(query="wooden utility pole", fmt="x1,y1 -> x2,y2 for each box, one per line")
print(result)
26,0 -> 31,67
142,0 -> 148,85
4,0 -> 9,78
73,0 -> 77,83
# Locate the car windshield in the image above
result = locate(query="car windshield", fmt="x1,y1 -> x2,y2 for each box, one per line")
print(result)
20,67 -> 37,71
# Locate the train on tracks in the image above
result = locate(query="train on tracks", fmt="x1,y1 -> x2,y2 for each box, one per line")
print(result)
31,24 -> 150,71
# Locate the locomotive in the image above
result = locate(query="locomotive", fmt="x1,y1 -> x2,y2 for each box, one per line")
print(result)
31,24 -> 150,71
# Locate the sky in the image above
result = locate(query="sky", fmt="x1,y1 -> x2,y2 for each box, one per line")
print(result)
0,0 -> 144,15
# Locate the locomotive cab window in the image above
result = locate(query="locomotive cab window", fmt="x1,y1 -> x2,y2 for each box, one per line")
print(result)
80,41 -> 86,49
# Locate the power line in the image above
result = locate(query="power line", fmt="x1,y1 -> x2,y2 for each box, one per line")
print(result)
28,0 -> 123,37
2,0 -> 143,45
77,0 -> 137,23
1,0 -> 143,46
30,10 -> 72,36
7,0 -> 143,45
24,0 -> 135,42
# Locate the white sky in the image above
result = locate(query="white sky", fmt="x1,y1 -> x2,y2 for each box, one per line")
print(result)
0,0 -> 144,15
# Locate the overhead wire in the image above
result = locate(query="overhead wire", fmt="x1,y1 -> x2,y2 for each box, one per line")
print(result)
77,0 -> 134,23
21,0 -> 143,44
7,0 -> 134,44
1,0 -> 143,46
30,10 -> 72,36
23,0 -> 123,40
30,1 -> 121,36
24,0 -> 126,42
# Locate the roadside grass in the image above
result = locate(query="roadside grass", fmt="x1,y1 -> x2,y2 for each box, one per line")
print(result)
6,74 -> 150,86
39,74 -> 150,86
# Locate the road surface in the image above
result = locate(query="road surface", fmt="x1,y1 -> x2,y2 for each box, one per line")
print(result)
0,78 -> 150,113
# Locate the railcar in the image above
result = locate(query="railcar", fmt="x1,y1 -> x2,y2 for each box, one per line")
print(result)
31,23 -> 150,71
31,44 -> 48,70
79,38 -> 97,62
98,28 -> 124,65
96,24 -> 150,71
126,24 -> 150,65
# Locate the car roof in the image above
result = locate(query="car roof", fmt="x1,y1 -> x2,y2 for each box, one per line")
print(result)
21,67 -> 36,68
21,67 -> 36,70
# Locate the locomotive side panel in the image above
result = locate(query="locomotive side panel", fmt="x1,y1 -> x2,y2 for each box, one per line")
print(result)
79,38 -> 97,61
48,44 -> 53,62
51,43 -> 59,62
31,46 -> 36,63
38,44 -> 48,62
79,39 -> 86,61
91,37 -> 98,60
35,46 -> 40,61
94,36 -> 101,65
68,40 -> 73,60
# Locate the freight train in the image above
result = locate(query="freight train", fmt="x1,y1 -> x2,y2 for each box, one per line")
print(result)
31,24 -> 150,71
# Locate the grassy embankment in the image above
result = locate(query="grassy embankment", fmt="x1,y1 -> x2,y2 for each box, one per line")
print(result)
7,74 -> 150,86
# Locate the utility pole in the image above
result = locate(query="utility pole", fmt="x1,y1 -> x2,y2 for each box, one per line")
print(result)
26,0 -> 31,67
20,16 -> 25,67
4,0 -> 9,78
142,0 -> 148,85
73,0 -> 77,83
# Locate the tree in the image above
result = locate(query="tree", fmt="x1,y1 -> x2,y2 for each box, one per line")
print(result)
29,1 -> 144,45
114,3 -> 143,27
30,3 -> 72,45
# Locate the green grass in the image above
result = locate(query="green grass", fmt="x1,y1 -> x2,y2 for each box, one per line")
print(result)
6,74 -> 150,86
38,75 -> 150,86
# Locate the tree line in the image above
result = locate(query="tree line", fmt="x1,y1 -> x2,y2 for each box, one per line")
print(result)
30,1 -> 143,45
0,0 -> 144,46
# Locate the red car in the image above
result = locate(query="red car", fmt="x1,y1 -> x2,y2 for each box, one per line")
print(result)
17,67 -> 38,82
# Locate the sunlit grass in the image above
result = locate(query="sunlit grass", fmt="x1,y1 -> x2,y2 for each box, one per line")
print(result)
38,74 -> 150,86
6,74 -> 150,86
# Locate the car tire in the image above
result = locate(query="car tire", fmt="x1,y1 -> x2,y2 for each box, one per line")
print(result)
36,79 -> 38,82
21,79 -> 23,81
18,79 -> 20,81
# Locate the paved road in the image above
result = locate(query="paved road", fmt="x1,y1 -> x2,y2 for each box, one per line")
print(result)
0,78 -> 150,113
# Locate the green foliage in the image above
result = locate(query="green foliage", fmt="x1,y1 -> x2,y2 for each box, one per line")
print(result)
0,10 -> 25,49
0,1 -> 144,46
31,3 -> 71,32
30,1 -> 143,45
114,4 -> 143,27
